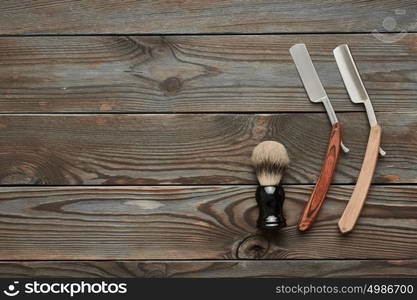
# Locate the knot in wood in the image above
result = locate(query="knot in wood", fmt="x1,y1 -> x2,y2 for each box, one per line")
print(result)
137,263 -> 168,278
236,234 -> 269,259
160,77 -> 182,95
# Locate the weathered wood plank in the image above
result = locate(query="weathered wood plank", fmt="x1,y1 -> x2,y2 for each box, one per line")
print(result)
1,35 -> 416,113
0,113 -> 415,185
0,185 -> 415,260
0,260 -> 416,278
0,1 -> 416,34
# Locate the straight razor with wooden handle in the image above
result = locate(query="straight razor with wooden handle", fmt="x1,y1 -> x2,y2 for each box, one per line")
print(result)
290,43 -> 349,232
333,44 -> 386,234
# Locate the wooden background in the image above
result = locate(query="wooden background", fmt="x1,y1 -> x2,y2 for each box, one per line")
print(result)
0,0 -> 416,278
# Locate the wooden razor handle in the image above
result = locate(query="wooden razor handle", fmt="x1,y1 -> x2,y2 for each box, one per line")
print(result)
298,122 -> 342,231
338,124 -> 382,234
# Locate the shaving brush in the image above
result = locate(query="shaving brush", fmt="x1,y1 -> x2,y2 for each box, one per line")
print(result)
251,141 -> 290,229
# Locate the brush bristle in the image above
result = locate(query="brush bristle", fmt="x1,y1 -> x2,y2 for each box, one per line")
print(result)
251,141 -> 289,186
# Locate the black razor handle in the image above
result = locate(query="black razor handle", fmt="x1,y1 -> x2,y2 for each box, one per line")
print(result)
255,185 -> 286,229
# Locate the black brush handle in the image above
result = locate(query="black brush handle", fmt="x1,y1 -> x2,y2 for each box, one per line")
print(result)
255,185 -> 286,229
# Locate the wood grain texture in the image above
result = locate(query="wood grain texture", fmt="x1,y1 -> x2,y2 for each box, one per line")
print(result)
298,122 -> 341,232
0,185 -> 415,260
0,1 -> 416,34
339,124 -> 381,234
0,113 -> 415,185
1,0 -> 415,279
1,35 -> 417,113
0,260 -> 416,278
